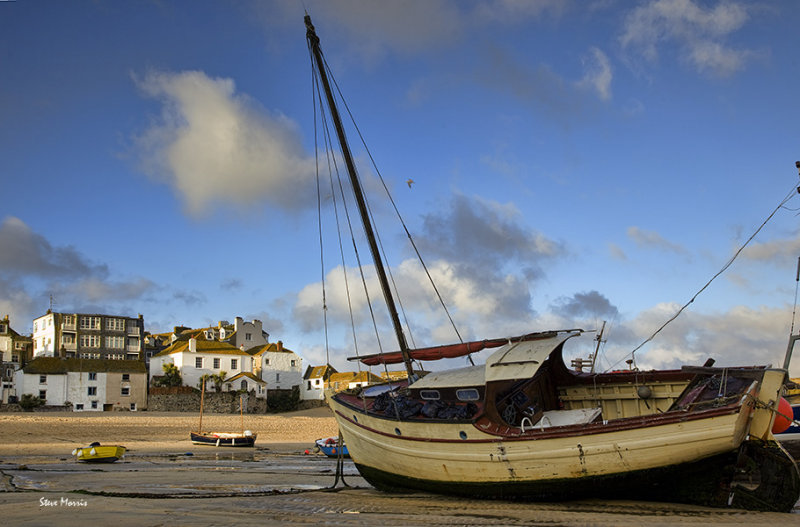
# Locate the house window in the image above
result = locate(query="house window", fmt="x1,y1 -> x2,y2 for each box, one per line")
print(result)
91,401 -> 98,409
105,336 -> 124,348
15,341 -> 23,349
195,357 -> 203,368
106,318 -> 125,331
213,358 -> 220,369
276,373 -> 280,382
62,334 -> 75,345
291,360 -> 296,367
122,374 -> 130,381
80,335 -> 100,348
230,359 -> 238,370
315,379 -> 320,386
88,387 -> 97,396
63,315 -> 75,326
39,375 -> 46,384
39,390 -> 46,400
88,372 -> 97,381
121,387 -> 130,396
75,404 -> 84,410
245,332 -> 252,341
80,316 -> 100,330
0,323 -> 4,332
264,358 -> 270,365
130,403 -> 136,411
307,381 -> 312,390
241,380 -> 247,390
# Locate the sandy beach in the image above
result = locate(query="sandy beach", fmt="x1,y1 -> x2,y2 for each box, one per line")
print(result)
0,410 -> 798,526
0,408 -> 340,457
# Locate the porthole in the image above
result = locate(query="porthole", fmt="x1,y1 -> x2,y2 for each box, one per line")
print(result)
353,415 -> 358,423
420,390 -> 441,400
456,388 -> 480,401
394,428 -> 402,436
459,431 -> 468,440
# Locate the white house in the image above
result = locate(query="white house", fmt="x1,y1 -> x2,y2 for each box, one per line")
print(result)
219,317 -> 269,349
16,357 -> 148,411
0,315 -> 32,404
149,334 -> 255,390
224,372 -> 267,398
249,341 -> 303,391
302,364 -> 337,401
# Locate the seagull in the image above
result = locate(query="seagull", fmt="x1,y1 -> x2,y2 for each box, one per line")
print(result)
406,179 -> 414,188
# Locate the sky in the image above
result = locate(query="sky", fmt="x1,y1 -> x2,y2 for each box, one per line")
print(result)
2,0 -> 800,376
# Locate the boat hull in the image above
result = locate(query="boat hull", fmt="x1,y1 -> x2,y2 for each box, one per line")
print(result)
190,431 -> 256,447
329,395 -> 799,511
74,445 -> 126,463
352,439 -> 797,511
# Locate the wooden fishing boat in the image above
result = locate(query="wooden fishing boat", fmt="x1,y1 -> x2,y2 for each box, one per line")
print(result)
190,384 -> 256,447
190,430 -> 256,447
72,442 -> 125,463
304,14 -> 800,512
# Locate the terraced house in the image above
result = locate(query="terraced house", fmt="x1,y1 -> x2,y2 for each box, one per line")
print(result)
16,357 -> 148,411
0,315 -> 32,403
32,310 -> 145,360
149,333 -> 259,395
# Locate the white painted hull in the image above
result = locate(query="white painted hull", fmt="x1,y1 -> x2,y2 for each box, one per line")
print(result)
330,397 -> 749,485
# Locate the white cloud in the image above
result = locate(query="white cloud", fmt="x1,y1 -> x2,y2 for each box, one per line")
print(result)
133,70 -> 316,217
620,0 -> 754,76
577,47 -> 613,101
627,226 -> 687,254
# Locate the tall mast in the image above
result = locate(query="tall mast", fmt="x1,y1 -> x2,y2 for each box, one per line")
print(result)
305,15 -> 414,379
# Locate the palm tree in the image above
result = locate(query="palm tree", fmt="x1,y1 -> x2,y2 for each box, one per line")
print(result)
212,371 -> 227,392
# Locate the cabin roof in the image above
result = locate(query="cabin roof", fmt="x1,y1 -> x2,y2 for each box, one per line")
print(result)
410,365 -> 484,389
484,331 -> 579,383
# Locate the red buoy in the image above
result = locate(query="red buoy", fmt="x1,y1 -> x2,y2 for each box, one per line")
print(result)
772,397 -> 793,434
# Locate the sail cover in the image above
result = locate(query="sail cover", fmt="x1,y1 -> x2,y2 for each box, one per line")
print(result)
348,331 -> 582,366
349,338 -> 509,366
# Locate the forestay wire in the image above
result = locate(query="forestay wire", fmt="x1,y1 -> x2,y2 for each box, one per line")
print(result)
625,183 -> 800,366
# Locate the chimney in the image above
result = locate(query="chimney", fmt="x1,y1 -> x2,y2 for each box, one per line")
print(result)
189,338 -> 197,353
277,340 -> 283,352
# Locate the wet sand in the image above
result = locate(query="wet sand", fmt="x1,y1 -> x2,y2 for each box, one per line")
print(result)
0,411 -> 798,526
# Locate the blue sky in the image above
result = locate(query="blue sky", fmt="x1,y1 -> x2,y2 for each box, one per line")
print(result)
2,0 -> 800,375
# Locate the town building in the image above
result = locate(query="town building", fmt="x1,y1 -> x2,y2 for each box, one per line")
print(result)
0,315 -> 33,403
149,334 -> 255,390
224,372 -> 267,398
302,364 -> 337,401
327,370 -> 384,393
16,357 -> 148,411
31,311 -> 145,361
249,341 -> 303,391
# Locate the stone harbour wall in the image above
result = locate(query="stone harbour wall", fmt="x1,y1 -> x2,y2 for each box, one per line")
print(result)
148,391 -> 268,414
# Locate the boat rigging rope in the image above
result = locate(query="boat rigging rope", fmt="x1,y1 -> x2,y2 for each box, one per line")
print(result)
311,51 -> 391,372
626,182 -> 800,362
322,53 -> 465,349
310,53 -> 331,367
